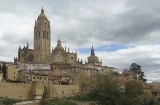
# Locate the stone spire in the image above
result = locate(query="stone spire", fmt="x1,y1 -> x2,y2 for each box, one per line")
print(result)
19,46 -> 21,50
41,6 -> 44,14
27,42 -> 29,48
57,38 -> 61,46
91,44 -> 95,56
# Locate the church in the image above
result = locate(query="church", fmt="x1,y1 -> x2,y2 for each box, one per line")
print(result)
14,8 -> 102,66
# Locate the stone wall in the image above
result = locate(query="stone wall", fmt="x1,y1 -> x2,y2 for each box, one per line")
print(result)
0,82 -> 32,100
0,82 -> 80,100
45,84 -> 80,98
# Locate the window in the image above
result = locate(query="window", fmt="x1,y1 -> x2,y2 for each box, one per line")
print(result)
47,32 -> 49,39
33,77 -> 35,79
14,76 -> 15,78
14,72 -> 15,74
43,31 -> 45,39
39,31 -> 40,38
71,57 -> 73,59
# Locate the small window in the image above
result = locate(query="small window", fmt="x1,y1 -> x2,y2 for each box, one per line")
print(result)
71,57 -> 73,59
33,77 -> 35,79
14,76 -> 15,78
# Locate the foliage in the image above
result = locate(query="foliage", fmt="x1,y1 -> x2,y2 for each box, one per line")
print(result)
90,75 -> 122,105
139,89 -> 153,104
0,97 -> 21,105
125,80 -> 143,98
113,71 -> 120,76
125,80 -> 143,105
0,65 -> 1,71
130,63 -> 147,82
2,63 -> 6,80
67,93 -> 95,101
44,98 -> 77,105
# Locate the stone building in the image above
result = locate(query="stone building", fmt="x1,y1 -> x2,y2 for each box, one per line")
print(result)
34,7 -> 51,63
15,42 -> 34,63
6,66 -> 18,81
15,8 -> 78,66
85,45 -> 102,66
43,38 -> 77,65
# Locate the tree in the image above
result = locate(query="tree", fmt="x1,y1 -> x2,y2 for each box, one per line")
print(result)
90,75 -> 122,105
125,80 -> 143,104
2,63 -> 7,80
0,65 -> 1,71
130,63 -> 147,82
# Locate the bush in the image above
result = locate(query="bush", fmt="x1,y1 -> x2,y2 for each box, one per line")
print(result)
44,98 -> 76,105
0,98 -> 21,105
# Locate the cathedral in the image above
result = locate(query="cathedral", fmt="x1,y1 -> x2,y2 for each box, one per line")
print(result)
14,8 -> 102,66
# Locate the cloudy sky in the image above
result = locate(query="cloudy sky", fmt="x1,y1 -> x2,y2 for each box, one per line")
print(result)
0,0 -> 160,82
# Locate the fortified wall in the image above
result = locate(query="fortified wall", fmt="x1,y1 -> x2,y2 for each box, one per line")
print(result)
46,84 -> 80,98
0,82 -> 32,100
0,82 -> 80,100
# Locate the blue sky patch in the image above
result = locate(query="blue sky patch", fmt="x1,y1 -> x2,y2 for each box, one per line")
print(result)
77,44 -> 134,53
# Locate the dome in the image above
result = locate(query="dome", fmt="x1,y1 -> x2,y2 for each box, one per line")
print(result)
38,14 -> 47,20
37,7 -> 47,20
88,55 -> 99,63
54,46 -> 64,52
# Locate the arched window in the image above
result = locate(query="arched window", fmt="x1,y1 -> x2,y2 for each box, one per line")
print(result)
39,31 -> 40,38
47,32 -> 49,39
43,31 -> 45,39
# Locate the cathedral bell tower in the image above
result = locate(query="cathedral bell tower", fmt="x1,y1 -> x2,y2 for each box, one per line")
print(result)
34,7 -> 51,63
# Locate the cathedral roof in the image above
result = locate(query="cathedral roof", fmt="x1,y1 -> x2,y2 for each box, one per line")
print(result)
54,46 -> 64,52
37,7 -> 47,20
53,38 -> 64,52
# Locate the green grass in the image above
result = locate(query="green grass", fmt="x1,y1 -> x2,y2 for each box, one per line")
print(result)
66,94 -> 95,101
43,98 -> 77,105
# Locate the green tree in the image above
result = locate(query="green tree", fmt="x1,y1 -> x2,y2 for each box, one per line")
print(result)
130,63 -> 147,82
2,63 -> 7,80
90,75 -> 122,105
125,80 -> 143,104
